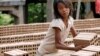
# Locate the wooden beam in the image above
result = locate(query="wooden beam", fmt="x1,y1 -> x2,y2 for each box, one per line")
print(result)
26,0 -> 95,3
0,0 -> 25,6
26,0 -> 47,4
47,0 -> 54,22
0,6 -> 15,11
0,6 -> 19,17
18,5 -> 24,24
71,0 -> 95,2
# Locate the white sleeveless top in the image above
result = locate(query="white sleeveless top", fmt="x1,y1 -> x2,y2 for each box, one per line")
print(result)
38,16 -> 74,55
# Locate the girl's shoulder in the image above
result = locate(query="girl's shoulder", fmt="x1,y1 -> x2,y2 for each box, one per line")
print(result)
50,18 -> 64,30
69,16 -> 74,21
51,18 -> 62,24
69,16 -> 74,23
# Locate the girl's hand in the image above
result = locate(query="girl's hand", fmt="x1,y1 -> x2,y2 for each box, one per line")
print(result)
73,45 -> 84,51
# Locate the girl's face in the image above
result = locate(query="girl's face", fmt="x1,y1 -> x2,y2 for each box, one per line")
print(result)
57,2 -> 70,18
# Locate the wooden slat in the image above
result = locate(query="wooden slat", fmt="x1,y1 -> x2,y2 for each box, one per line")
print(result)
0,0 -> 25,6
72,0 -> 95,2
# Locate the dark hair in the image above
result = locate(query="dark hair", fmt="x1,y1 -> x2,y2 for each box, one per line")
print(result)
53,0 -> 73,19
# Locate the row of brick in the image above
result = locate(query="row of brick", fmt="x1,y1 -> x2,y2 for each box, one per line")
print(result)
0,32 -> 99,56
0,33 -> 74,56
0,19 -> 100,36
44,32 -> 100,56
0,27 -> 100,45
0,19 -> 99,56
71,45 -> 100,56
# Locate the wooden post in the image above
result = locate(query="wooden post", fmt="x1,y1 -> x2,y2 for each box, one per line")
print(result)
76,0 -> 81,19
46,0 -> 54,22
24,0 -> 28,24
18,5 -> 24,24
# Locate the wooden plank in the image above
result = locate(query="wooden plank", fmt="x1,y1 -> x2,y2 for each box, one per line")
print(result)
72,0 -> 95,2
0,0 -> 25,6
0,6 -> 15,10
26,0 -> 95,3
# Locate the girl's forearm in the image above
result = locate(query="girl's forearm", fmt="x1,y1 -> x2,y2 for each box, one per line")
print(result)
56,43 -> 75,50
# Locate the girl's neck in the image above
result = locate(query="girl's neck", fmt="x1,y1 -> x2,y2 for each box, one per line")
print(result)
62,16 -> 69,22
62,16 -> 69,28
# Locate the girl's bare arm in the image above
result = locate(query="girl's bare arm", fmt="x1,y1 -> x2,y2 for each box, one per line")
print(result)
53,27 -> 81,51
70,26 -> 77,37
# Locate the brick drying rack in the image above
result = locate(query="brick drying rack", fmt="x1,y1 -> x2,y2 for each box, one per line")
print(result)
0,19 -> 100,56
0,19 -> 100,36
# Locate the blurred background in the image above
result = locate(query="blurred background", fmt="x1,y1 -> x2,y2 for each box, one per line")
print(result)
0,0 -> 99,25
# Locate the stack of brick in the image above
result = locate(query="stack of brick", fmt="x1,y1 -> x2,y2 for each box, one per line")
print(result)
82,45 -> 100,56
98,35 -> 100,45
0,23 -> 49,36
71,45 -> 100,56
74,19 -> 100,29
73,32 -> 98,47
0,30 -> 75,56
76,27 -> 100,34
44,50 -> 75,56
0,19 -> 100,36
0,32 -> 46,44
4,49 -> 28,56
71,50 -> 97,56
0,41 -> 40,56
64,38 -> 74,45
0,19 -> 99,56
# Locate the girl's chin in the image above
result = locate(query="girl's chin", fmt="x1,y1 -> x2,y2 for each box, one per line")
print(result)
63,15 -> 69,17
63,13 -> 69,16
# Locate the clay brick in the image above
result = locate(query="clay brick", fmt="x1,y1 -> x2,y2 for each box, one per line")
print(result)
73,32 -> 97,47
0,32 -> 46,44
4,49 -> 28,56
0,41 -> 40,56
71,50 -> 97,56
82,45 -> 100,56
44,50 -> 75,56
64,38 -> 73,45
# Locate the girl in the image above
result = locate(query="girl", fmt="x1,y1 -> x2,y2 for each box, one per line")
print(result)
36,0 -> 83,56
